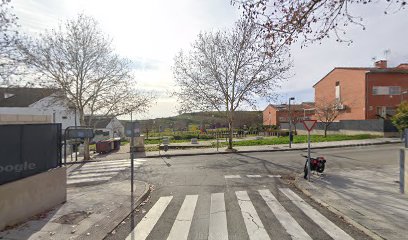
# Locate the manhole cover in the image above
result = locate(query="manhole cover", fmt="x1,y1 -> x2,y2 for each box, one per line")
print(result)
53,211 -> 88,224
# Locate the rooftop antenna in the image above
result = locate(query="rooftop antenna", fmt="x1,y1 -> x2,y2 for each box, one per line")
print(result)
371,57 -> 377,66
384,49 -> 391,61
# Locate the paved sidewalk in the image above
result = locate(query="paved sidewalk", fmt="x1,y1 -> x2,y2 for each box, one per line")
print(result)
295,167 -> 408,240
0,180 -> 150,240
87,137 -> 401,161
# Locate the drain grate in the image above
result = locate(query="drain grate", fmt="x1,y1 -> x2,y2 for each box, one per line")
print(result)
53,211 -> 88,225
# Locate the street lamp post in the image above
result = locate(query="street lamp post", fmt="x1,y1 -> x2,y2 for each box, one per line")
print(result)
288,97 -> 295,148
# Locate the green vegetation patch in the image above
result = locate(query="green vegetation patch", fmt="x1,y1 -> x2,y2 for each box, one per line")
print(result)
214,134 -> 379,147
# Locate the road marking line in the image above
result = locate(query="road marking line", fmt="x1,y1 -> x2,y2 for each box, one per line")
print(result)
89,159 -> 131,164
67,176 -> 112,185
68,172 -> 118,179
125,196 -> 173,240
268,175 -> 281,178
209,193 -> 228,240
78,163 -> 140,170
80,161 -> 138,167
113,158 -> 147,162
70,167 -> 128,175
258,189 -> 312,240
167,195 -> 198,240
247,175 -> 262,178
235,191 -> 270,240
279,188 -> 354,240
224,175 -> 241,179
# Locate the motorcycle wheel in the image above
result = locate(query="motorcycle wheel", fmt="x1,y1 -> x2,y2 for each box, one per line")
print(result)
304,163 -> 308,179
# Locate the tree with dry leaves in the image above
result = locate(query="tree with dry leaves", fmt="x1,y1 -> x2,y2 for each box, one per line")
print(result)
173,20 -> 290,150
19,14 -> 152,160
0,0 -> 23,85
315,98 -> 341,137
232,0 -> 407,52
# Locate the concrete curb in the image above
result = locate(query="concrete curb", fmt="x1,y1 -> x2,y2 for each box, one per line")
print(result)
293,176 -> 384,240
104,181 -> 151,238
143,140 -> 399,159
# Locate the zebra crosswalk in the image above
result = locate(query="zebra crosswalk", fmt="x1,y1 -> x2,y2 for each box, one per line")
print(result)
67,158 -> 146,185
125,188 -> 355,240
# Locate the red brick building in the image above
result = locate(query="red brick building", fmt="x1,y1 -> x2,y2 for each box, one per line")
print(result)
263,102 -> 315,127
314,61 -> 408,121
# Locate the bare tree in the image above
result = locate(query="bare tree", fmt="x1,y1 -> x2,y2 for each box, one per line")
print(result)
315,98 -> 341,137
0,0 -> 22,85
173,20 -> 290,150
19,14 -> 152,159
232,0 -> 407,52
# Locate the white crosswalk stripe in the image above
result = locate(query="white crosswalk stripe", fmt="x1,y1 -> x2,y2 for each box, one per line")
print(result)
67,159 -> 146,185
247,174 -> 262,178
224,175 -> 241,179
259,189 -> 312,240
209,193 -> 228,240
125,189 -> 355,240
280,188 -> 354,240
236,191 -> 270,240
167,195 -> 198,240
126,196 -> 173,240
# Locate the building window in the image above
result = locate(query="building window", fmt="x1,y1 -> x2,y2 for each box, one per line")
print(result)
376,106 -> 385,117
62,116 -> 67,119
372,86 -> 401,95
335,82 -> 340,101
390,86 -> 401,95
376,106 -> 396,117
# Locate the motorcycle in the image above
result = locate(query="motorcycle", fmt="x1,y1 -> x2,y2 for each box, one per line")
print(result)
302,155 -> 326,179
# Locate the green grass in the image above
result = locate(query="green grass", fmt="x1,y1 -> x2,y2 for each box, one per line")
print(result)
145,138 -> 213,145
120,140 -> 129,146
214,134 -> 379,147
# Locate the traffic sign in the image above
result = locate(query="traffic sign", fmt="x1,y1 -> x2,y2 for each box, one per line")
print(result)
302,120 -> 317,132
125,121 -> 140,137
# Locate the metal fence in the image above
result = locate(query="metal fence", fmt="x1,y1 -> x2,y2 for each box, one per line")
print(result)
0,124 -> 62,185
281,119 -> 398,133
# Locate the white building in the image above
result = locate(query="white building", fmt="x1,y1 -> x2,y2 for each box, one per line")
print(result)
0,87 -> 79,131
85,116 -> 125,142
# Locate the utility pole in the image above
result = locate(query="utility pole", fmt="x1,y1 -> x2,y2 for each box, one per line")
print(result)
74,108 -> 78,162
130,112 -> 134,193
288,97 -> 295,148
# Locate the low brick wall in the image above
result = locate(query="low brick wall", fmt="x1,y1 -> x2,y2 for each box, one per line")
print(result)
0,167 -> 67,230
0,114 -> 52,124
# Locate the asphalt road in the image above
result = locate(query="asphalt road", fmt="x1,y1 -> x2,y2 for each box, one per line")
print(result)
100,144 -> 401,240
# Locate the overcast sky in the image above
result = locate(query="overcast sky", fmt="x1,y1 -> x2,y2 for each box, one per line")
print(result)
12,0 -> 408,119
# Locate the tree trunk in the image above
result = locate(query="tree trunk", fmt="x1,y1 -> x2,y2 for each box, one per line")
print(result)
324,124 -> 328,137
83,138 -> 90,160
228,119 -> 233,149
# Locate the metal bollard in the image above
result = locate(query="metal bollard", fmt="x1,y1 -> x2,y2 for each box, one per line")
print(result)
401,149 -> 405,194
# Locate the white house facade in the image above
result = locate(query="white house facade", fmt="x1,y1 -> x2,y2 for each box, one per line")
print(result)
0,88 -> 79,131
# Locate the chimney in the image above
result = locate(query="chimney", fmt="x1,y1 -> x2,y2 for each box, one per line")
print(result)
374,60 -> 387,69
